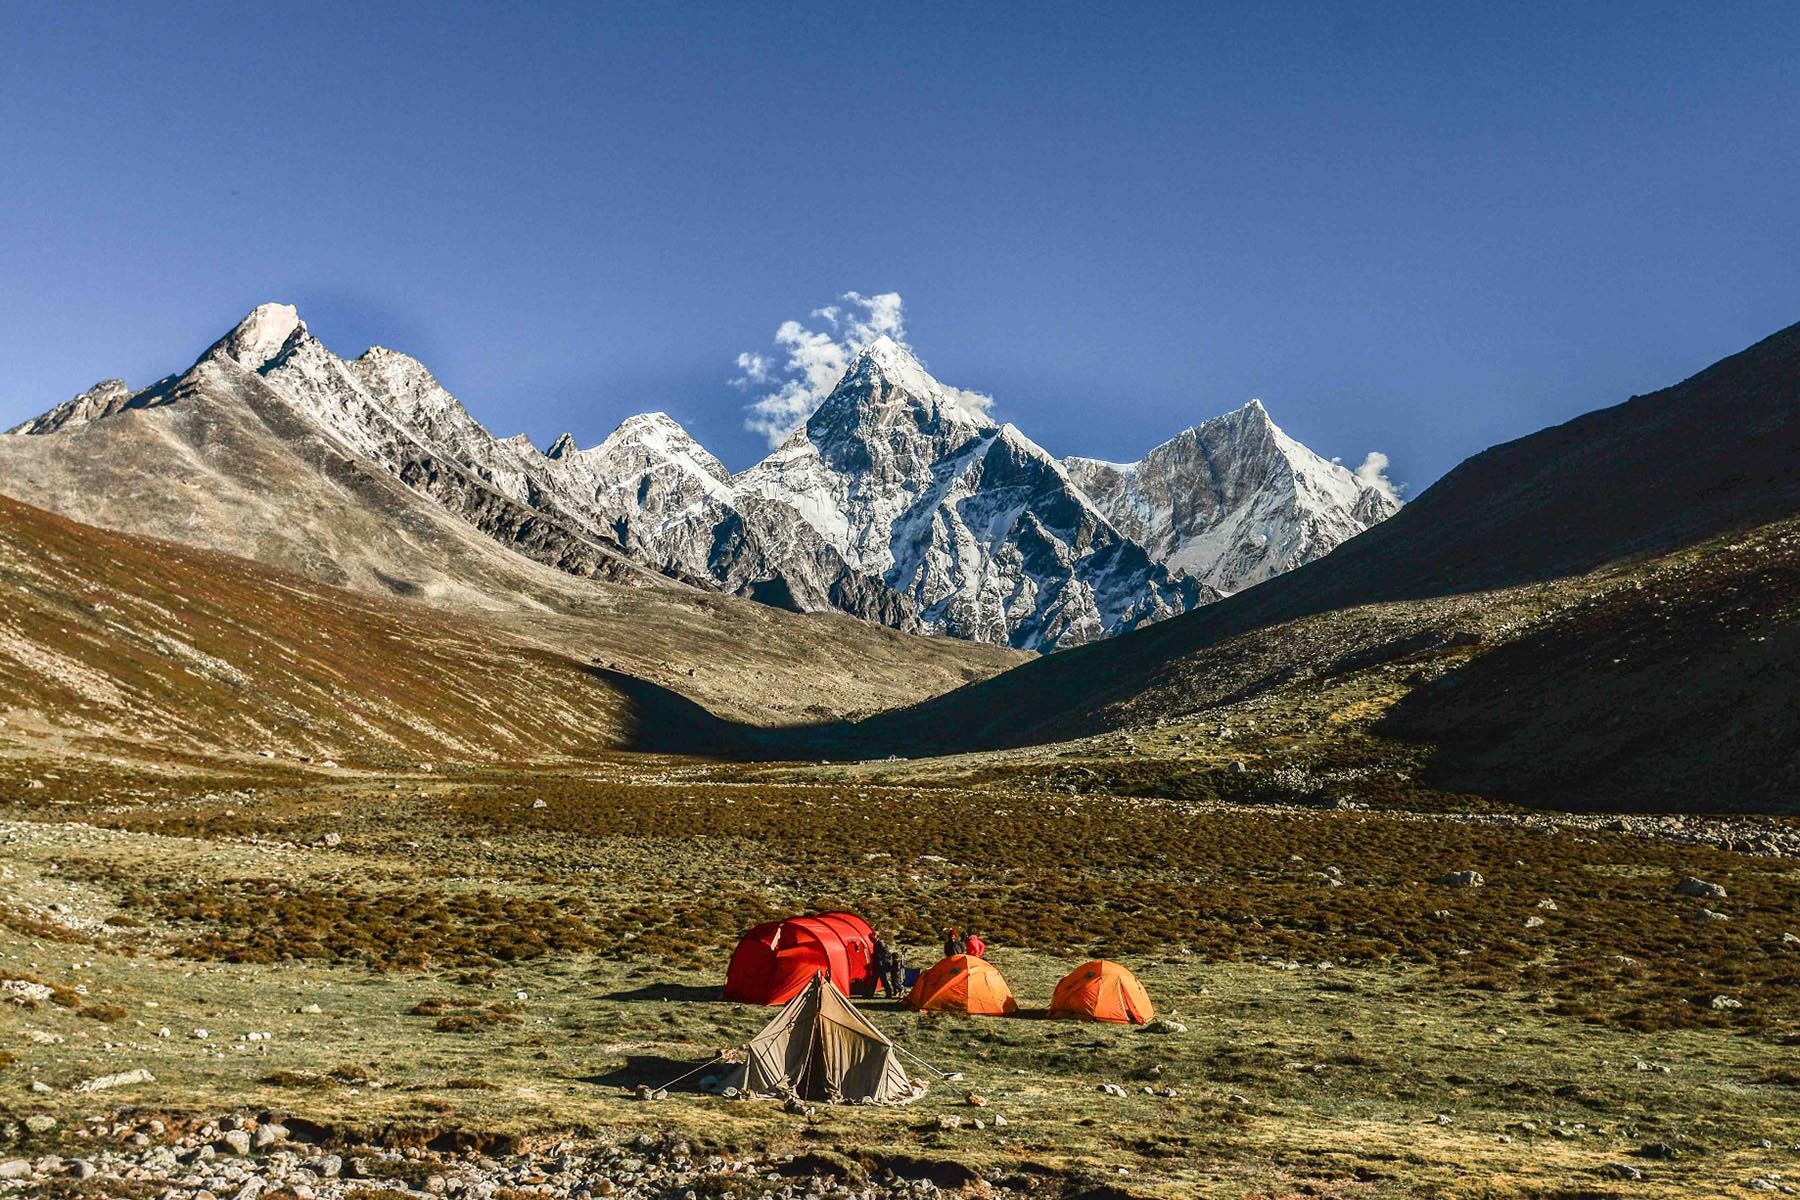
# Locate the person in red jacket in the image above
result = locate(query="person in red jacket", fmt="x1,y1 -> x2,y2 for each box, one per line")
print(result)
965,930 -> 987,958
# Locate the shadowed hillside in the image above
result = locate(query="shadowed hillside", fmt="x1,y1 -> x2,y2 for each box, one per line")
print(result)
846,318 -> 1800,756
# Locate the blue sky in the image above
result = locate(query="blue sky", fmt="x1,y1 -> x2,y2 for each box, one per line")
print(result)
2,2 -> 1795,488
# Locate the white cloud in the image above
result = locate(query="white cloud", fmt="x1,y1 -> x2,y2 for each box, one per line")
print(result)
1354,450 -> 1401,503
738,291 -> 910,446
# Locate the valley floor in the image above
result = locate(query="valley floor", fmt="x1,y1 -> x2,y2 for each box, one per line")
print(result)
2,752 -> 1797,1199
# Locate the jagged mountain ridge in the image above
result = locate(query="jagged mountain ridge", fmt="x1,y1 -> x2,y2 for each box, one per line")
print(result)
730,336 -> 1209,648
9,305 -> 1398,650
1064,399 -> 1401,595
0,313 -> 1026,727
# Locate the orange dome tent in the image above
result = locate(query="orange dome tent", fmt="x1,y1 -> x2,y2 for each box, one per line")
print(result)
905,954 -> 1018,1016
1048,960 -> 1155,1024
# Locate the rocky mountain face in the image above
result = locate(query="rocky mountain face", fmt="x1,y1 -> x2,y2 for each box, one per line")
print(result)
732,337 -> 1209,648
1064,399 -> 1401,595
841,315 -> 1800,760
7,305 -> 1399,650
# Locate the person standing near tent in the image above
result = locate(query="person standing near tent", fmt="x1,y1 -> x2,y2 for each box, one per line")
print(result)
871,932 -> 893,997
886,943 -> 907,999
942,928 -> 963,959
965,930 -> 987,959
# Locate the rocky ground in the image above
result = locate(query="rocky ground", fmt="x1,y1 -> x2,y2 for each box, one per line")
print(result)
0,1114 -> 1012,1199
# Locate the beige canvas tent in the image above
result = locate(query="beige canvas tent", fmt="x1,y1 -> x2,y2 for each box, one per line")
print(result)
732,970 -> 919,1104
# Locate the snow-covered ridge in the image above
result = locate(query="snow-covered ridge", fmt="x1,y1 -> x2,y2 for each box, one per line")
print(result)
1064,399 -> 1401,595
10,304 -> 1400,648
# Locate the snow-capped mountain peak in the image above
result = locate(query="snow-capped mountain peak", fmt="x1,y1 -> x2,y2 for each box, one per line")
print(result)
213,303 -> 306,372
1064,398 -> 1402,594
10,304 -> 1398,649
813,336 -> 993,439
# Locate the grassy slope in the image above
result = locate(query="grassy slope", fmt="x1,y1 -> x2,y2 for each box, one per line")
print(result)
0,492 -> 636,764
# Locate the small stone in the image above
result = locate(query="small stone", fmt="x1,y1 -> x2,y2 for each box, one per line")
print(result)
75,1068 -> 155,1092
1433,870 -> 1484,888
1676,876 -> 1727,900
0,1161 -> 29,1181
1604,1163 -> 1643,1180
24,1115 -> 56,1133
192,1028 -> 210,1039
252,1123 -> 288,1149
1710,995 -> 1743,1009
218,1129 -> 251,1156
306,1155 -> 342,1178
532,799 -> 548,809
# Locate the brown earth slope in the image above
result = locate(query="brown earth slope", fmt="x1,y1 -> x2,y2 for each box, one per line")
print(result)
0,493 -> 634,764
0,492 -> 1007,766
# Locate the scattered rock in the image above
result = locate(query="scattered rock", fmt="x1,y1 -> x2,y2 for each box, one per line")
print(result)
75,1068 -> 155,1092
1710,995 -> 1743,1010
1603,1163 -> 1644,1180
305,1154 -> 343,1178
2,979 -> 55,1004
1676,876 -> 1727,900
219,1129 -> 252,1156
1433,870 -> 1484,888
532,799 -> 548,809
23,1114 -> 56,1133
0,1161 -> 30,1180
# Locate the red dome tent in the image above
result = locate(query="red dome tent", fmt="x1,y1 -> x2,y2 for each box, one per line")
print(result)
723,913 -> 878,1005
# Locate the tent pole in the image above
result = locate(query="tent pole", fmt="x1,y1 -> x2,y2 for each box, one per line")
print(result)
892,1042 -> 954,1079
648,1052 -> 730,1095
